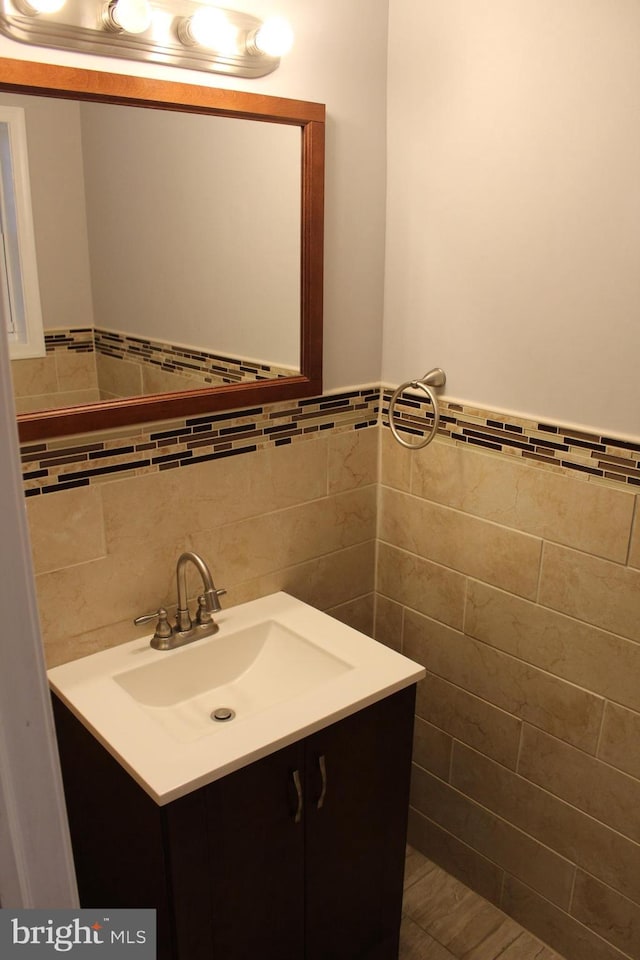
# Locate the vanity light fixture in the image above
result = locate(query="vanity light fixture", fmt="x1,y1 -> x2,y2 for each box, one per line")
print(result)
102,0 -> 153,34
0,0 -> 294,77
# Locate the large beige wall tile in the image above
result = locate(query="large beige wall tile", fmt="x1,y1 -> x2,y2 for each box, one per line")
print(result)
599,703 -> 640,781
404,609 -> 604,752
519,725 -> 640,843
628,497 -> 640,569
26,487 -> 105,573
96,352 -> 142,398
377,542 -> 466,630
36,542 -> 181,658
407,808 -> 504,907
451,744 -> 640,904
539,543 -> 640,642
410,766 -> 575,908
101,437 -> 329,551
466,581 -> 640,713
379,428 -> 411,492
416,673 -> 522,769
223,541 -> 376,615
11,354 -> 58,397
201,486 -> 376,587
327,594 -> 374,636
502,877 -> 629,960
328,426 -> 378,493
411,441 -> 634,562
55,349 -> 99,391
141,365 -> 202,395
413,717 -> 452,780
571,871 -> 640,960
373,594 -> 403,651
379,486 -> 542,598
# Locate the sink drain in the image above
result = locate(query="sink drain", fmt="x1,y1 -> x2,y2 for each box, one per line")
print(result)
211,706 -> 236,722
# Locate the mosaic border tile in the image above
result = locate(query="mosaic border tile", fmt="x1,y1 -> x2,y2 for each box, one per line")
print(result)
382,388 -> 640,488
94,328 -> 296,386
19,385 -> 640,496
44,327 -> 297,386
21,388 -> 381,497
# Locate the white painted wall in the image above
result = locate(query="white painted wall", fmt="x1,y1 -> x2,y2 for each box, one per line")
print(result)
0,0 -> 390,390
384,0 -> 640,439
80,102 -> 300,367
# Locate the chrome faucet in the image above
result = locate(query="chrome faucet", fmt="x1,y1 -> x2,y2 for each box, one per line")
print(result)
134,551 -> 226,651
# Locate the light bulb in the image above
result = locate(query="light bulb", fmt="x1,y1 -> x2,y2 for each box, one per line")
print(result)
22,0 -> 66,12
110,0 -> 152,34
253,16 -> 293,57
188,8 -> 238,53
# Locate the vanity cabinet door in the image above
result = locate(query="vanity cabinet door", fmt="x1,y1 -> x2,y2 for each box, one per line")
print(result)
211,742 -> 306,959
303,685 -> 416,960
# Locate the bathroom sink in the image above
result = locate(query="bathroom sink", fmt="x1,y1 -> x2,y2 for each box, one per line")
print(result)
48,592 -> 424,804
113,619 -> 352,742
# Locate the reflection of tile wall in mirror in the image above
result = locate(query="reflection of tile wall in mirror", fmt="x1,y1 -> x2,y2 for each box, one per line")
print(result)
10,328 -> 298,413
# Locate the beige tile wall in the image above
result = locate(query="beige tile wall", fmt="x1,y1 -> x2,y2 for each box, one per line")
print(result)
28,426 -> 378,667
11,350 -> 100,412
376,430 -> 640,960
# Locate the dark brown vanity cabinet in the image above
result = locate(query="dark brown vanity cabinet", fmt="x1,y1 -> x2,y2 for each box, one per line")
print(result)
52,685 -> 416,960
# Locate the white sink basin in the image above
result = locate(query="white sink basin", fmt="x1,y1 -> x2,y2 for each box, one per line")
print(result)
113,620 -> 352,741
48,592 -> 424,805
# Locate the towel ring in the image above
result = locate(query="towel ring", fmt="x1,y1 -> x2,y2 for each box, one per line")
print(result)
388,368 -> 446,450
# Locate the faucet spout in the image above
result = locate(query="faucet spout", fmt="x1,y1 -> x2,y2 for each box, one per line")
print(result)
176,551 -> 224,633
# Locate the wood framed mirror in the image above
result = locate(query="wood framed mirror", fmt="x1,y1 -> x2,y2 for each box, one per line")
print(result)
0,57 -> 323,442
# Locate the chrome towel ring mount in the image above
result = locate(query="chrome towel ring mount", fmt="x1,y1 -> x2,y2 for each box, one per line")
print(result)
387,367 -> 447,450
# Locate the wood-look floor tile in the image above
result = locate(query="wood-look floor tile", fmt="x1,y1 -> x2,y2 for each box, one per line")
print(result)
399,916 -> 458,959
499,931 -> 565,959
405,845 -> 437,890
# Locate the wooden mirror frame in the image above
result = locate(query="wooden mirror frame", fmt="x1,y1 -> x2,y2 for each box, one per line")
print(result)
2,58 -> 324,442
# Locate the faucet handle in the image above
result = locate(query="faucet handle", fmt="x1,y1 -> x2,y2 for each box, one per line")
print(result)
134,607 -> 174,641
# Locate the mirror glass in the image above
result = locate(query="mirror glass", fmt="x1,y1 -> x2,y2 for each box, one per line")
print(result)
1,59 -> 324,442
8,91 -> 302,414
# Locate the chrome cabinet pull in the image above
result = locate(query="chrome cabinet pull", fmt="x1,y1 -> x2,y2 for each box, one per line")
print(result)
317,755 -> 327,810
292,769 -> 303,824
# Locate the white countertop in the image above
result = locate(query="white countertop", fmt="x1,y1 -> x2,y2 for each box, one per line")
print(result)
48,592 -> 424,805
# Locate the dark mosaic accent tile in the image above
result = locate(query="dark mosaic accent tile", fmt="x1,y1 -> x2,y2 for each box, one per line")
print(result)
20,443 -> 47,456
150,427 -> 193,441
561,436 -> 606,453
159,461 -> 180,472
629,476 -> 640,486
538,423 -> 559,434
186,444 -> 257,466
320,422 -> 334,431
89,446 -> 136,460
153,450 -> 192,465
42,478 -> 91,493
532,437 -> 570,452
34,443 -> 104,462
466,436 -> 503,452
601,435 -> 640,453
23,469 -> 48,480
276,437 -> 292,446
186,407 -> 263,427
561,460 -> 603,477
24,488 -> 41,497
219,422 -> 257,436
523,451 -> 559,466
44,453 -> 90,468
135,442 -> 157,452
461,429 -> 535,453
63,459 -> 151,482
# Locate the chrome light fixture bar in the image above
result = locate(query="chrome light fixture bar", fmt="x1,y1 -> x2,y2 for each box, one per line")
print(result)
0,0 -> 293,77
